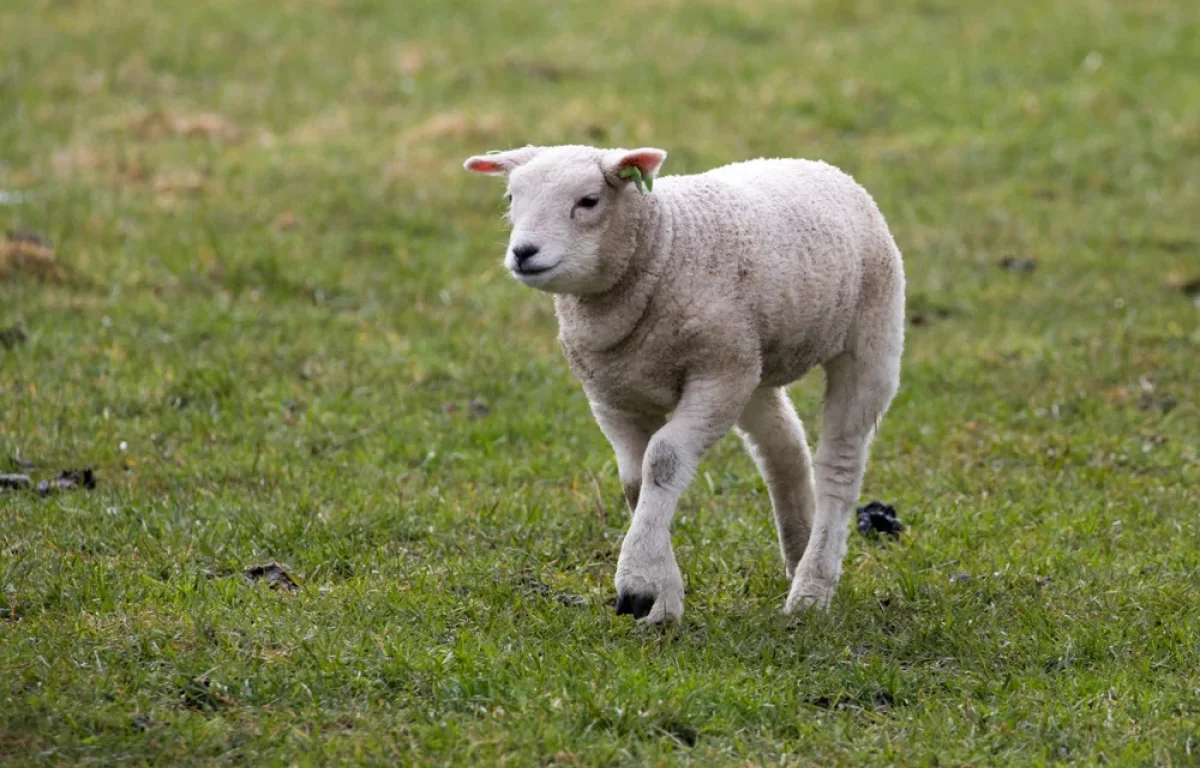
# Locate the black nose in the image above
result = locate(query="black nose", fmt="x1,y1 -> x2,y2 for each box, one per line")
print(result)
512,243 -> 540,263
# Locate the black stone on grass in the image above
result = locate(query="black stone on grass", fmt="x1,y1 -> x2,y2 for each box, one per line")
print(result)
1000,256 -> 1037,272
0,474 -> 31,491
0,325 -> 26,349
856,500 -> 904,539
35,468 -> 96,496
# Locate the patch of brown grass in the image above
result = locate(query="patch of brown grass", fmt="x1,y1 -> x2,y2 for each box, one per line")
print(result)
50,145 -> 102,178
152,169 -> 207,195
384,112 -> 511,182
273,211 -> 301,231
289,109 -> 351,145
114,109 -> 242,143
49,143 -> 154,187
395,46 -> 427,76
0,236 -> 66,283
399,111 -> 509,146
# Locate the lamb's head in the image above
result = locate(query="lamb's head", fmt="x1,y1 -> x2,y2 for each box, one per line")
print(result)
464,144 -> 667,294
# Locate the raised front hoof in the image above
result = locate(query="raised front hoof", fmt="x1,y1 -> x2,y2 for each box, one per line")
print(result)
615,589 -> 683,624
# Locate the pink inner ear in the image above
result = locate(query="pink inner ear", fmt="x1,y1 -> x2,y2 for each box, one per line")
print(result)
617,149 -> 667,178
465,157 -> 506,174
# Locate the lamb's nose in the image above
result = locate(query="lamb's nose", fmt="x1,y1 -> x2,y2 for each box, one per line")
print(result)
512,243 -> 540,263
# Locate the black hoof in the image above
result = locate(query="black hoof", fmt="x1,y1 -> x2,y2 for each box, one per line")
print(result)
616,591 -> 656,619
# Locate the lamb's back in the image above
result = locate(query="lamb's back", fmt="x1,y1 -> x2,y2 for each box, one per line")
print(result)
655,158 -> 897,384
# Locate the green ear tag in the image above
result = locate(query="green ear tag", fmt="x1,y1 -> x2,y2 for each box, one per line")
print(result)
485,150 -> 503,155
619,166 -> 651,194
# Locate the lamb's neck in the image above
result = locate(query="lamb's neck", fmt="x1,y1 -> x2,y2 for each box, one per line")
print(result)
555,195 -> 673,353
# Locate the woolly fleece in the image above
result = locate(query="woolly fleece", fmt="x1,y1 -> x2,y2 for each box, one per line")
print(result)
465,145 -> 905,623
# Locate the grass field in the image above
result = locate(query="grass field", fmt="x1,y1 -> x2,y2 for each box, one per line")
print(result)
2,0 -> 1199,764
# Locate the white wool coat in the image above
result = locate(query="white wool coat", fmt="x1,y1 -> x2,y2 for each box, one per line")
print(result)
555,159 -> 904,417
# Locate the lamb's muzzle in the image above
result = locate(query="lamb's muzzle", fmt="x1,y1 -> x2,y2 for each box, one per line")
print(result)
465,144 -> 906,623
510,242 -> 556,277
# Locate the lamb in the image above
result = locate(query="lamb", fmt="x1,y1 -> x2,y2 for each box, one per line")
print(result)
464,144 -> 905,623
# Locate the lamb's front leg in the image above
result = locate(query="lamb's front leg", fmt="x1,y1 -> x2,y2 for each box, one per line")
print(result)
614,375 -> 757,623
591,404 -> 665,514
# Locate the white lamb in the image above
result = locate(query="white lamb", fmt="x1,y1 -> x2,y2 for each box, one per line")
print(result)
464,145 -> 905,623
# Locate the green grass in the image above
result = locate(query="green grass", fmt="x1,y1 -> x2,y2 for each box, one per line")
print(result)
2,0 -> 1199,764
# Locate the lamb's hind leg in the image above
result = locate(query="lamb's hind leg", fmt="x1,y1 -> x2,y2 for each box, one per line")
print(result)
737,387 -> 816,579
787,347 -> 900,612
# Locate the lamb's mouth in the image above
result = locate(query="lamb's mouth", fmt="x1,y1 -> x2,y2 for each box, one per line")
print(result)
513,262 -> 559,277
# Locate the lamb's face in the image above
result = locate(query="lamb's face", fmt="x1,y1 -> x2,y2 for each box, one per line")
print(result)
464,145 -> 667,295
501,152 -> 617,293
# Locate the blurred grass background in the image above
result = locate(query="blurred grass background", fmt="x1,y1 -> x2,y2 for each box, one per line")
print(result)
1,0 -> 1198,764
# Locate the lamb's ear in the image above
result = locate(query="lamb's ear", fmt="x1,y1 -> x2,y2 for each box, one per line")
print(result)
605,148 -> 668,191
463,146 -> 543,175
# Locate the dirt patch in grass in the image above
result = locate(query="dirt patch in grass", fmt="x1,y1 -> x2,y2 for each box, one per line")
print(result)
515,578 -> 588,608
114,110 -> 242,143
0,233 -> 65,282
399,111 -> 510,146
177,676 -> 234,711
243,562 -> 301,593
810,689 -> 897,712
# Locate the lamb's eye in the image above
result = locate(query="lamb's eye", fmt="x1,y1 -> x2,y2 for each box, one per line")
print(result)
505,193 -> 513,203
576,195 -> 600,209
